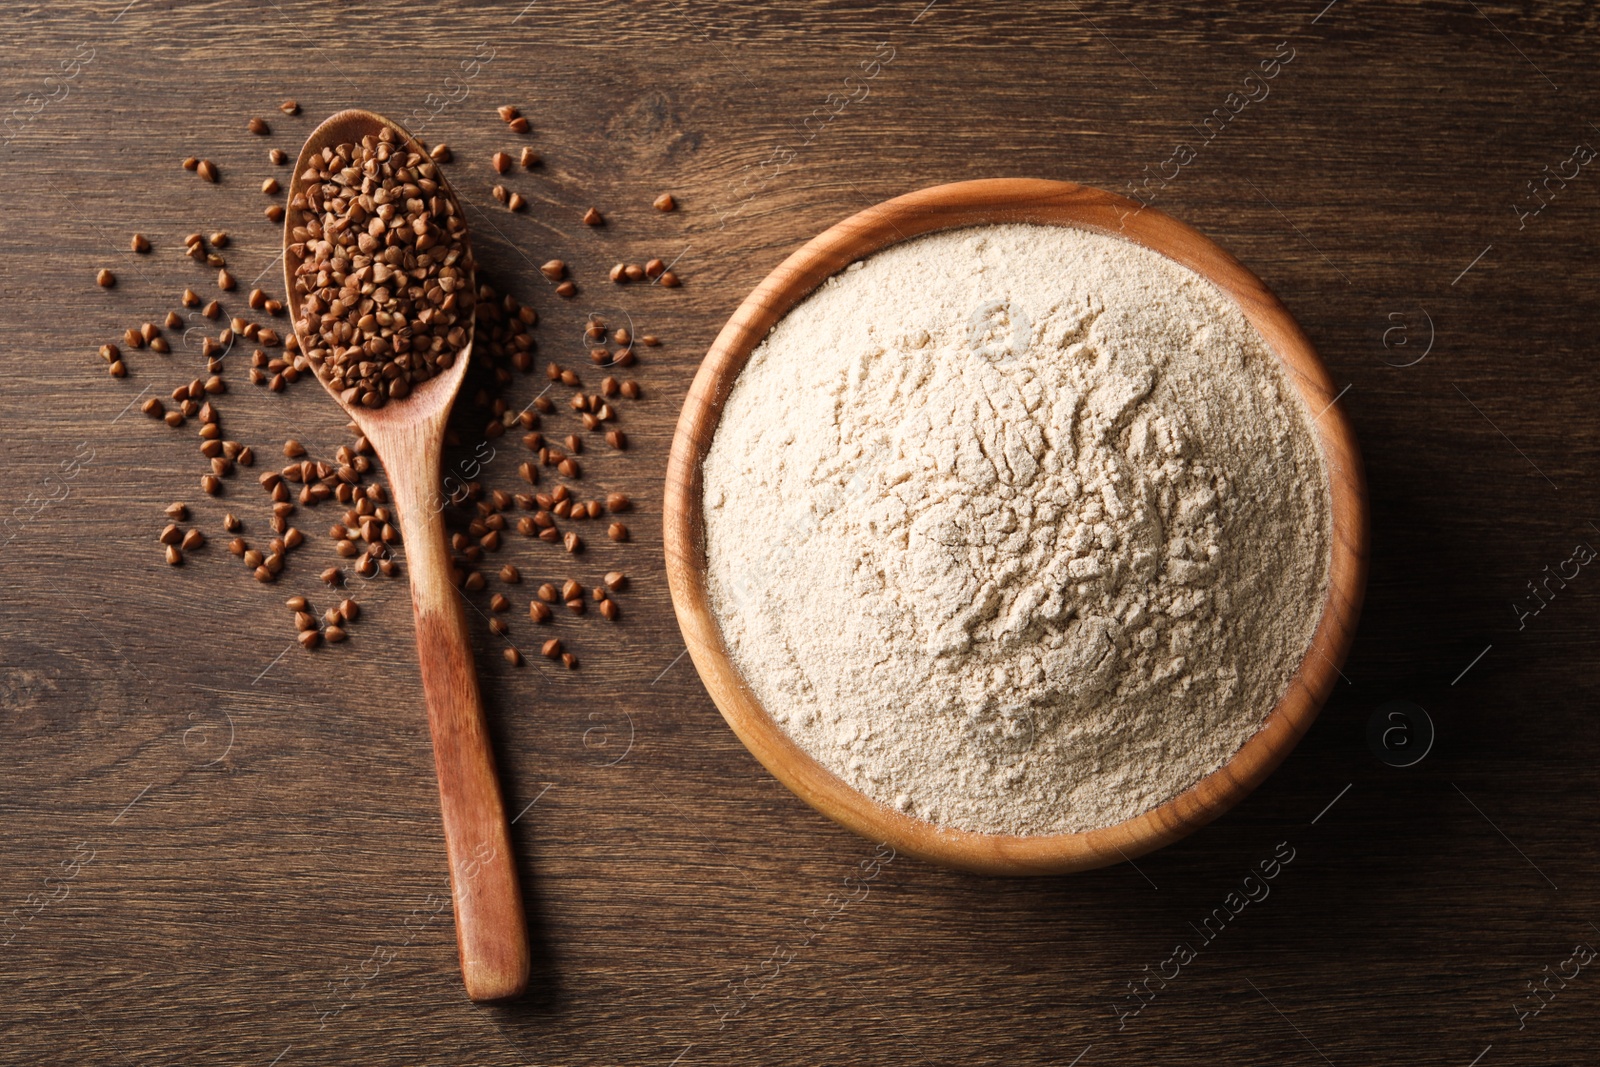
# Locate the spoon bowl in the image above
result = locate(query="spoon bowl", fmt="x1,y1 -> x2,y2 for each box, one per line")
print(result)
283,109 -> 473,437
285,109 -> 529,1000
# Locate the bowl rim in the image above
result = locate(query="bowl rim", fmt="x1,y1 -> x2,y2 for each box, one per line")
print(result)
663,178 -> 1368,875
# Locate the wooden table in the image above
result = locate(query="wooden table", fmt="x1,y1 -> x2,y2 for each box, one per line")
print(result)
3,1 -> 1594,1062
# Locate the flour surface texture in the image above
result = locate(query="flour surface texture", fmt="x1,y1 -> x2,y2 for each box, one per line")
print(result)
701,223 -> 1330,835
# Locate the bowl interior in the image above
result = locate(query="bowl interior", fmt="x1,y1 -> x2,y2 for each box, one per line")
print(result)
664,178 -> 1367,875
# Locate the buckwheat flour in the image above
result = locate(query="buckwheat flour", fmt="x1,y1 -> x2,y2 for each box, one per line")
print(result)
701,223 -> 1330,836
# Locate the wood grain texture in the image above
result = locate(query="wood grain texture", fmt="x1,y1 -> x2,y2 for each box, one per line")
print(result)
664,178 -> 1369,875
3,0 -> 1600,1064
284,108 -> 529,1002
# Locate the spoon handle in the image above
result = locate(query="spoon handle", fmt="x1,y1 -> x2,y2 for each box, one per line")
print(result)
388,437 -> 530,1002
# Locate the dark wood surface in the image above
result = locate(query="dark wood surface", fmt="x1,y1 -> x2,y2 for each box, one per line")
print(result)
2,1 -> 1596,1063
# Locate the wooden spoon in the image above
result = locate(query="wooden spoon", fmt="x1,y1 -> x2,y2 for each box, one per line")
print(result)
284,109 -> 529,1001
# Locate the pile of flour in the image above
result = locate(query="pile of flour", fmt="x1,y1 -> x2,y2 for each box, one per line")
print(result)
701,223 -> 1330,836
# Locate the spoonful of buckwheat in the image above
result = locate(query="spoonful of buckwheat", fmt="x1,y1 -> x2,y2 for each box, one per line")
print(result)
283,109 -> 529,1002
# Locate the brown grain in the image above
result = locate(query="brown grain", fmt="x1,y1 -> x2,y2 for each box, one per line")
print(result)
288,125 -> 474,409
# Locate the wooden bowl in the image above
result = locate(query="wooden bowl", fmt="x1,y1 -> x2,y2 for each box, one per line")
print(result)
664,179 -> 1367,875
